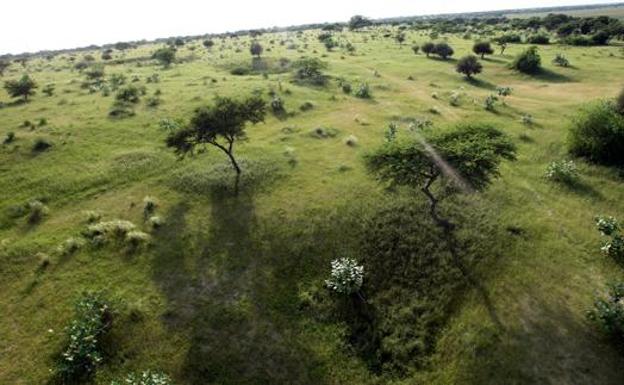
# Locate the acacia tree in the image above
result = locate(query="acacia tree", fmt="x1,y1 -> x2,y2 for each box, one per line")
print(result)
364,123 -> 516,274
165,95 -> 266,192
473,41 -> 494,59
4,74 -> 37,102
456,55 -> 483,79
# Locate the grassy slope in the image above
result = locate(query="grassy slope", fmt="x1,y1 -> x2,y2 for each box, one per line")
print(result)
1,30 -> 624,385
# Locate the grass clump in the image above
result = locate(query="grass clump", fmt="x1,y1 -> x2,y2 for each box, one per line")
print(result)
27,200 -> 49,224
32,138 -> 52,152
84,219 -> 136,244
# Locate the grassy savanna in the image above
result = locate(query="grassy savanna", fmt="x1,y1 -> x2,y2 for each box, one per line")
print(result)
1,22 -> 624,385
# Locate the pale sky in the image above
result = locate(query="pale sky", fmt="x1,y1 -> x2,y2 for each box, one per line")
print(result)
1,0 -> 621,54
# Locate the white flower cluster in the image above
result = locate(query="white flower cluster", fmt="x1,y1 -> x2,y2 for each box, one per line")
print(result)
545,160 -> 578,183
111,370 -> 172,385
325,258 -> 364,295
596,215 -> 620,236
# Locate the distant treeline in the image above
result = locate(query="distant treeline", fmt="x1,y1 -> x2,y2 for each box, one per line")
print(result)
2,2 -> 624,60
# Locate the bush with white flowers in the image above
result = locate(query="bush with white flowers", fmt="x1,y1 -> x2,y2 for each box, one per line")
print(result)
595,216 -> 624,262
545,160 -> 578,184
111,370 -> 173,385
325,258 -> 364,295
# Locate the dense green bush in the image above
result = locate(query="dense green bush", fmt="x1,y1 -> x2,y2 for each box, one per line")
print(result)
32,138 -> 52,152
588,283 -> 624,345
54,292 -> 113,383
115,85 -> 141,104
510,46 -> 542,74
527,34 -> 550,44
568,100 -> 624,165
292,57 -> 327,85
552,53 -> 570,67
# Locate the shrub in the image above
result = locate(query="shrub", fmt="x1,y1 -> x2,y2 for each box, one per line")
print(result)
84,210 -> 102,223
325,258 -> 364,295
27,200 -> 49,223
456,55 -> 482,78
84,219 -> 137,244
54,292 -> 113,383
545,160 -> 579,184
521,113 -> 534,126
527,34 -> 550,44
568,100 -> 624,165
111,371 -> 173,385
588,283 -> 624,345
143,196 -> 157,217
553,53 -> 570,67
42,83 -> 55,96
230,66 -> 250,76
292,58 -> 327,86
126,231 -> 150,250
354,83 -> 371,99
341,82 -> 352,94
345,134 -> 358,147
270,96 -> 285,114
299,101 -> 314,111
3,131 -> 15,144
596,215 -> 619,236
595,216 -> 624,262
484,94 -> 498,111
57,237 -> 84,256
115,85 -> 141,104
385,122 -> 398,142
148,215 -> 164,229
411,45 -> 420,54
511,46 -> 542,74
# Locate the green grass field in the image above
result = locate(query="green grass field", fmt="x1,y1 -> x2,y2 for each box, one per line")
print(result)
2,28 -> 624,385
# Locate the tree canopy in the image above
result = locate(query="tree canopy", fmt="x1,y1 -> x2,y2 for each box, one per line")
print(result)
365,123 -> 516,193
165,95 -> 267,190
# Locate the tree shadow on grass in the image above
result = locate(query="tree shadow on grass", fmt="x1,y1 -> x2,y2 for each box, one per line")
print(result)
465,77 -> 497,90
483,57 -> 508,64
455,293 -> 624,385
152,190 -> 328,385
531,68 -> 575,83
